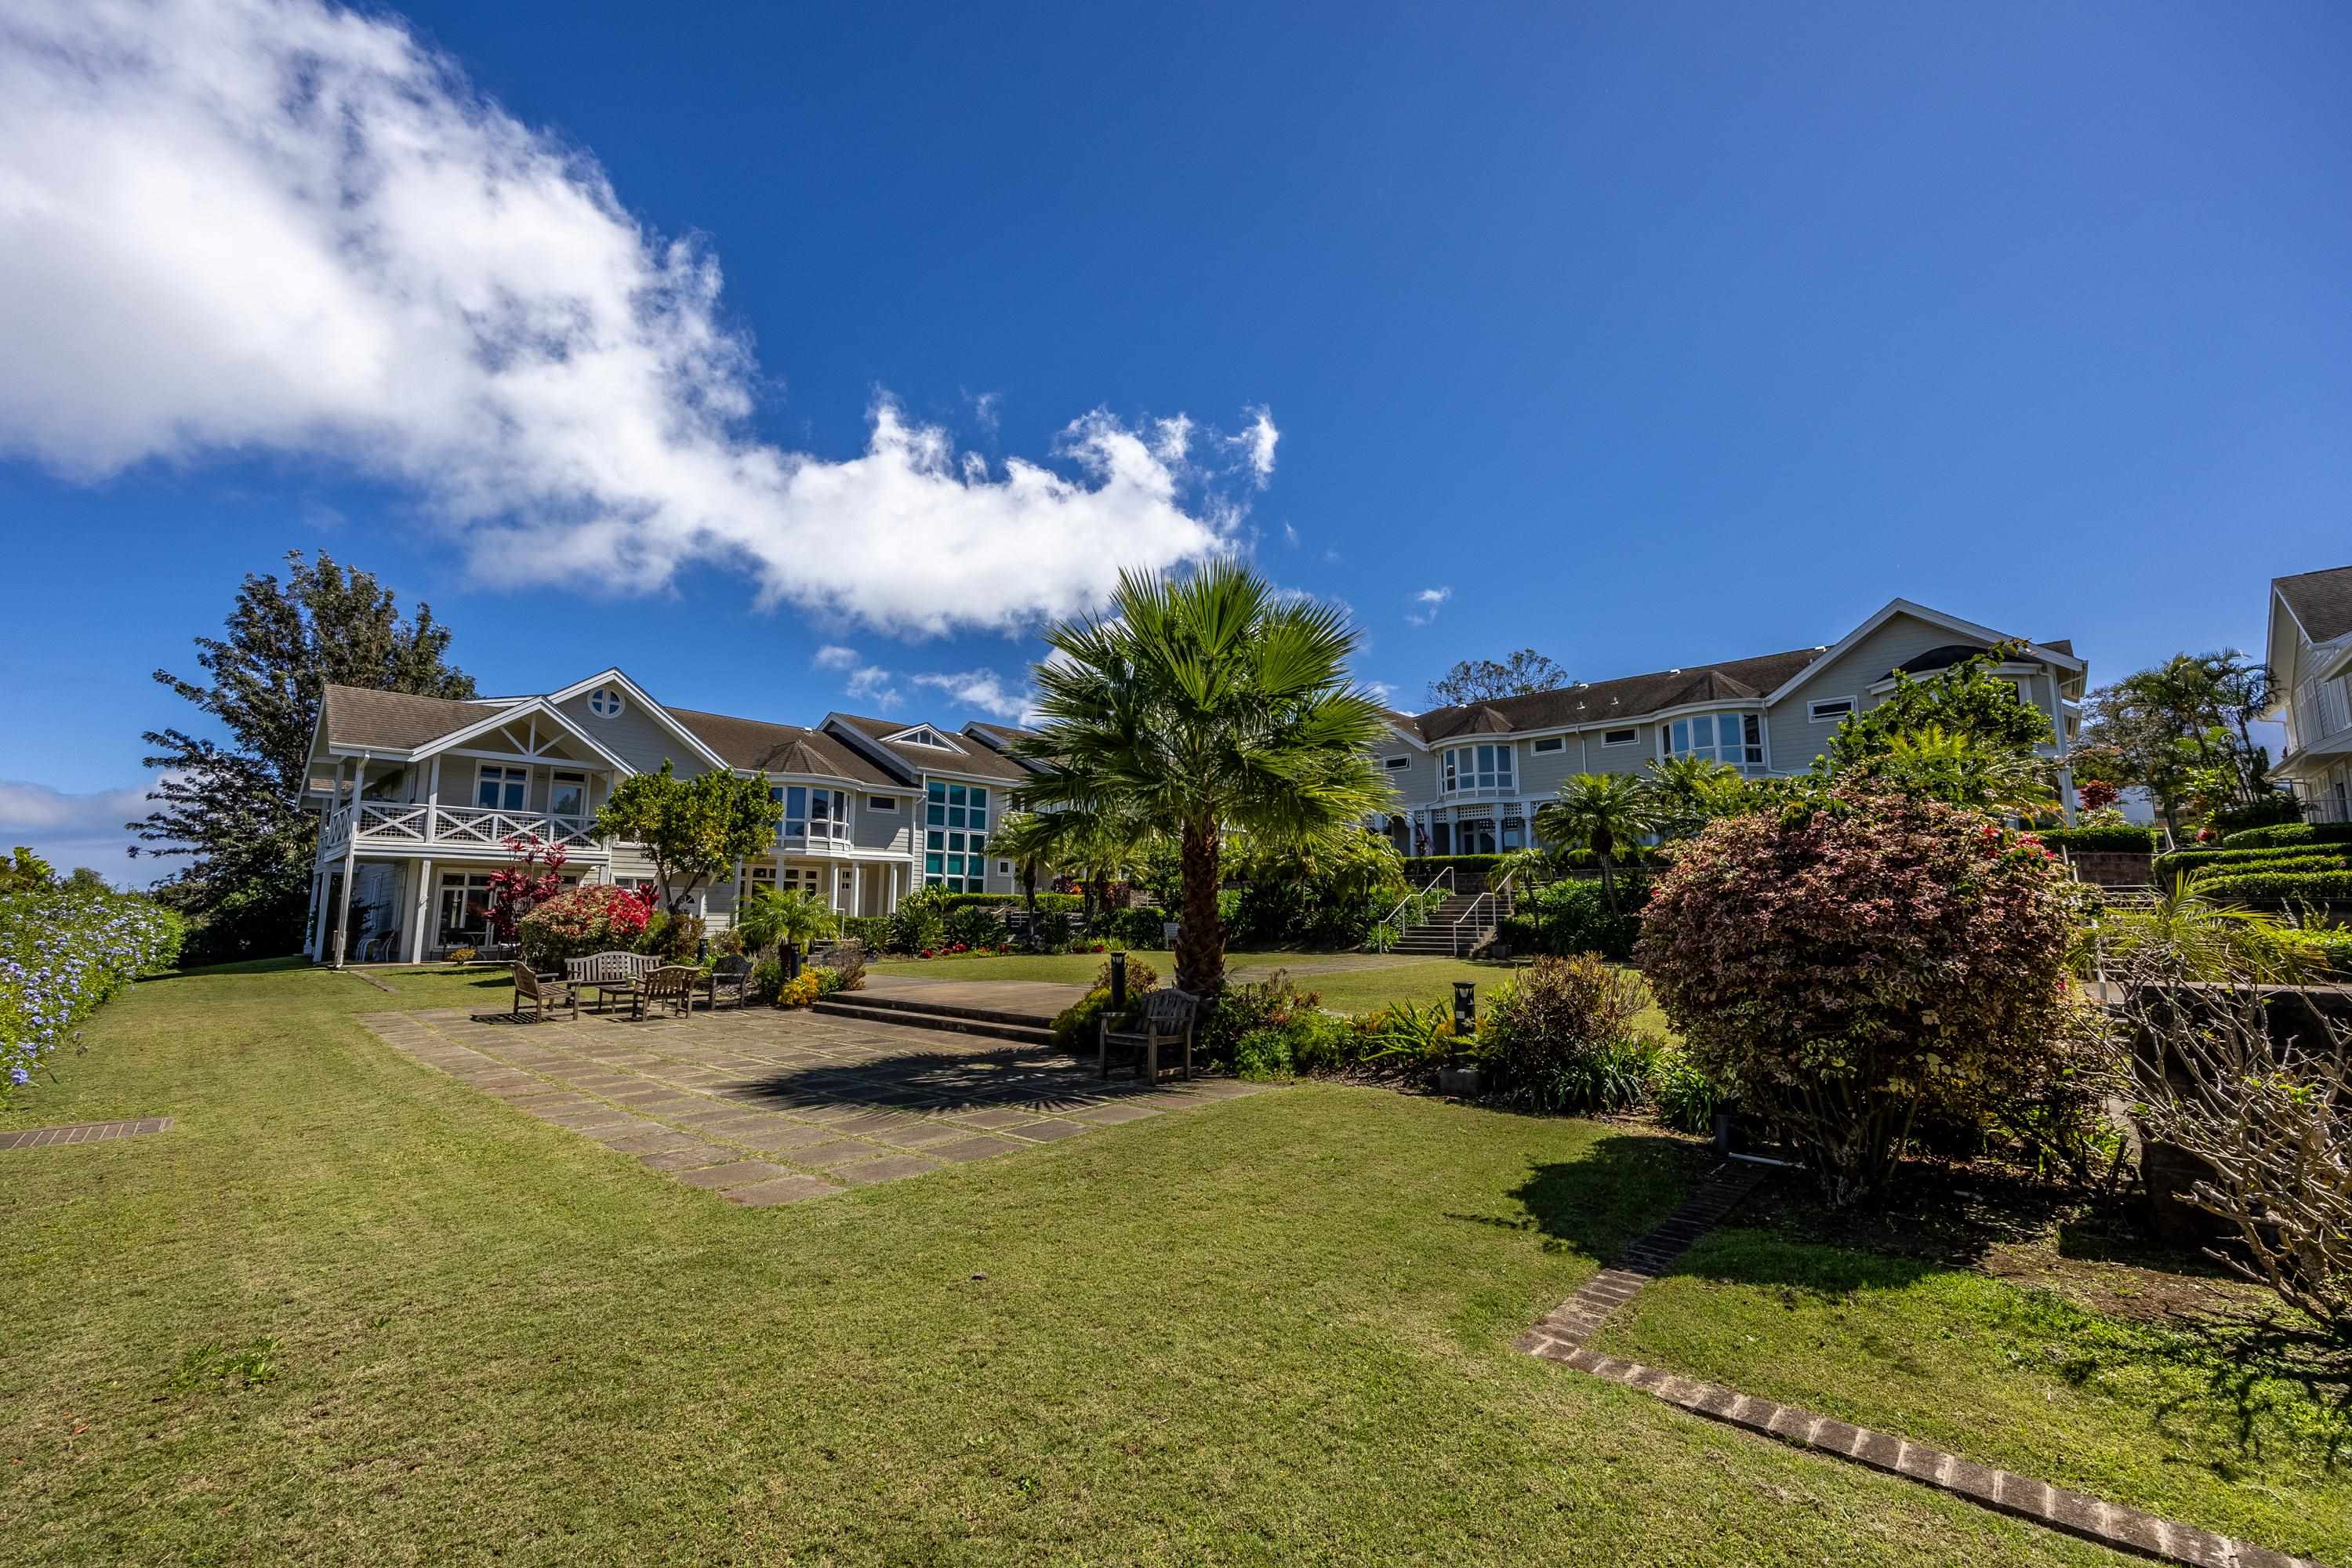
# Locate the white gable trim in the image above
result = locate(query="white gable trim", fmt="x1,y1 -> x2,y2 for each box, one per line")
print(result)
1762,598 -> 2082,707
884,722 -> 966,753
1383,720 -> 1432,752
410,699 -> 635,774
819,714 -> 925,785
546,667 -> 731,772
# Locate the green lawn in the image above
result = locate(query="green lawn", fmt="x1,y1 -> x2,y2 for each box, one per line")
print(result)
0,960 -> 2111,1566
1592,1228 -> 2352,1565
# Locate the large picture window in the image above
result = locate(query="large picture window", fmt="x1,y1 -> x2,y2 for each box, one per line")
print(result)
475,765 -> 526,811
771,785 -> 850,840
1663,713 -> 1764,768
924,782 -> 991,890
1440,743 -> 1514,793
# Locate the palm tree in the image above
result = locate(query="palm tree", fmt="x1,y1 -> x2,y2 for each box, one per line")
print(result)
1533,772 -> 1664,914
986,811 -> 1062,944
1871,724 -> 2055,818
1014,561 -> 1392,996
734,885 -> 837,957
1646,753 -> 1750,837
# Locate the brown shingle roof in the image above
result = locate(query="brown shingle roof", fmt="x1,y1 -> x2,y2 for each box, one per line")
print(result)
320,685 -> 506,750
1396,648 -> 1823,742
2276,566 -> 2352,645
667,708 -> 903,786
830,713 -> 1036,782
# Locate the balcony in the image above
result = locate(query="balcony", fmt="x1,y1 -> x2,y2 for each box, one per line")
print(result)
2288,675 -> 2352,758
322,800 -> 608,858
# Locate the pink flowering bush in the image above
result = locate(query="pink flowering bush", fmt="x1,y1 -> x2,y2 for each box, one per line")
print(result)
517,884 -> 654,967
1636,788 -> 2088,1203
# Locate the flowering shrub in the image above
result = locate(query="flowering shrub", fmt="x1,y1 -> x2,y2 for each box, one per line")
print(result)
486,834 -> 568,942
776,970 -> 822,1008
1636,788 -> 2086,1203
2,884 -> 184,1108
517,884 -> 654,967
1478,954 -> 1655,1112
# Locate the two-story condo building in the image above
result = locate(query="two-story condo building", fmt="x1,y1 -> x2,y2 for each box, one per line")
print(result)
301,670 -> 1036,965
2265,565 -> 2352,824
1370,599 -> 2086,857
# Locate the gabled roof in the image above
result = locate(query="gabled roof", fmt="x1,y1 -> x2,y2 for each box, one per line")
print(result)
320,686 -> 506,751
2274,566 -> 2352,646
666,708 -> 903,786
1394,648 -> 1819,743
545,666 -> 731,772
963,721 -> 1036,753
1762,598 -> 2081,706
829,712 -> 1036,782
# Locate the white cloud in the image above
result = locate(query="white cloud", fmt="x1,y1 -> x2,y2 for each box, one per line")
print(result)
1228,405 -> 1279,485
811,644 -> 859,670
1281,522 -> 1300,548
911,670 -> 1033,721
1363,680 -> 1396,706
0,0 -> 1272,637
0,779 -> 166,885
1406,586 -> 1452,626
844,666 -> 902,710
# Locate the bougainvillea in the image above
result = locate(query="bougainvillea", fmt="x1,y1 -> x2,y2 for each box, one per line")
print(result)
516,883 -> 654,967
2,884 -> 184,1109
1635,788 -> 2086,1203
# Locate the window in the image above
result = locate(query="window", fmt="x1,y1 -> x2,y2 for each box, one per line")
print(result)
1808,696 -> 1855,724
1601,728 -> 1638,747
437,871 -> 497,945
1440,743 -> 1515,793
1429,820 -> 1452,855
866,796 -> 898,811
746,864 -> 775,891
549,771 -> 586,818
1455,818 -> 1497,855
897,727 -> 951,749
1384,755 -> 1411,771
1532,736 -> 1565,754
924,782 -> 992,890
772,785 -> 850,840
587,686 -> 625,718
1664,713 -> 1765,768
998,861 -> 1012,875
474,764 -> 526,811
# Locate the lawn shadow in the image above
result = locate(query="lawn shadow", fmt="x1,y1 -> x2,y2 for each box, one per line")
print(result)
730,1043 -> 1176,1117
143,954 -> 314,981
1448,1128 -> 1710,1264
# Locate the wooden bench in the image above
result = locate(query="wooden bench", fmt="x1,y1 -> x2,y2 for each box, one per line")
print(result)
511,962 -> 578,1022
1099,989 -> 1197,1082
567,951 -> 656,1013
635,964 -> 699,1020
702,953 -> 753,1010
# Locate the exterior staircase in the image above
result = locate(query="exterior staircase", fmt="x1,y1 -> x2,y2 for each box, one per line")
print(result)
810,990 -> 1057,1047
1391,889 -> 1515,956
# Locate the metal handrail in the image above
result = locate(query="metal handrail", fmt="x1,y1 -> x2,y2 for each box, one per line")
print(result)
1381,865 -> 1455,934
1450,891 -> 1493,956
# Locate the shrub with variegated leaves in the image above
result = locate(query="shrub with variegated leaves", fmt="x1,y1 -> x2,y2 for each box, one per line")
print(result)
1635,787 -> 2086,1203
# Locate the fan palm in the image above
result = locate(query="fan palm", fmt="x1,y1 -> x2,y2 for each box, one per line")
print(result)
734,886 -> 837,956
985,811 -> 1063,944
1646,753 -> 1751,837
1533,772 -> 1664,914
1013,561 -> 1392,996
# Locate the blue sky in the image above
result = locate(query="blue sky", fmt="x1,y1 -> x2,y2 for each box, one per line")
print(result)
2,0 -> 2347,877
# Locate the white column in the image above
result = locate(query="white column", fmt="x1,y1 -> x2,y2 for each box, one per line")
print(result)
410,857 -> 434,964
851,862 -> 863,916
307,869 -> 327,961
890,861 -> 903,913
332,760 -> 365,967
426,756 -> 441,841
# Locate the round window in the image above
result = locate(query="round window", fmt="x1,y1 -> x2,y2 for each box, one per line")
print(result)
588,687 -> 624,718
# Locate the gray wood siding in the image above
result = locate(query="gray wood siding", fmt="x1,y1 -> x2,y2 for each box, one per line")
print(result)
851,794 -> 914,855
1761,613 -> 2064,771
553,691 -> 712,778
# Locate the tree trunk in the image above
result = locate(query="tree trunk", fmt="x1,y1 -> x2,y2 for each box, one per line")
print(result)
1596,853 -> 1619,916
1175,819 -> 1225,996
1020,866 -> 1039,949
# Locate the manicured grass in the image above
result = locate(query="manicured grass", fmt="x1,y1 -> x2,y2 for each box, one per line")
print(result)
0,960 -> 2107,1564
1592,1228 -> 2352,1565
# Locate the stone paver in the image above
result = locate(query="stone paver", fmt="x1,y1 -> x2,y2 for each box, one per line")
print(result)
0,1116 -> 173,1152
359,1004 -> 1273,1207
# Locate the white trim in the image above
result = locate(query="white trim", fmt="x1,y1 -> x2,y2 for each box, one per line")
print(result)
1599,727 -> 1639,746
1807,695 -> 1858,724
1761,598 -> 2082,708
409,699 -> 635,775
544,667 -> 732,772
1530,735 -> 1565,754
866,795 -> 901,811
1383,754 -> 1413,771
585,684 -> 626,719
884,724 -> 964,752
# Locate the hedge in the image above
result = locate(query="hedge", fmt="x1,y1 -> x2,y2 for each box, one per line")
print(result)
2033,825 -> 2158,852
2220,822 -> 2352,850
929,891 -> 1086,914
2190,869 -> 2352,903
2154,843 -> 2352,880
2184,853 -> 2352,884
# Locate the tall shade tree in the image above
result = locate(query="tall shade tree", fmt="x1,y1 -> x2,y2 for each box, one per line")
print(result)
985,810 -> 1066,942
1426,648 -> 1570,707
133,550 -> 474,964
1013,561 -> 1392,996
591,762 -> 777,913
1534,773 -> 1664,914
2082,651 -> 2278,837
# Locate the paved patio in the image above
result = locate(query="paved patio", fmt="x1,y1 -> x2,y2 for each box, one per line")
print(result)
358,1003 -> 1270,1205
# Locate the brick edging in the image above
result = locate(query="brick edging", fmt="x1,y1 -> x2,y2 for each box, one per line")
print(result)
1516,1160 -> 2318,1568
0,1117 -> 173,1151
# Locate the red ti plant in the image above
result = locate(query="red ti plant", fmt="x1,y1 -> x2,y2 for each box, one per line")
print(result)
487,833 -> 568,942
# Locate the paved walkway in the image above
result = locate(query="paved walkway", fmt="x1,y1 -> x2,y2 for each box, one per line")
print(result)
359,1004 -> 1269,1205
0,1117 -> 172,1151
858,971 -> 1087,1016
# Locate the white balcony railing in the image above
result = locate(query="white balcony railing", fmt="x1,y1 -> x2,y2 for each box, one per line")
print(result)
323,801 -> 604,855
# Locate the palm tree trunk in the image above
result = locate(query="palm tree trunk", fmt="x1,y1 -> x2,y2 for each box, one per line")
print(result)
1597,853 -> 1619,916
1175,818 -> 1225,996
1020,864 -> 1039,949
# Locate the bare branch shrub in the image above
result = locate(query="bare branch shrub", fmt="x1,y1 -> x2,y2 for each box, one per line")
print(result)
2111,946 -> 2352,1338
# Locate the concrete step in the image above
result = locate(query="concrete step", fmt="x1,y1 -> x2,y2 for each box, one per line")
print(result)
810,996 -> 1056,1047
